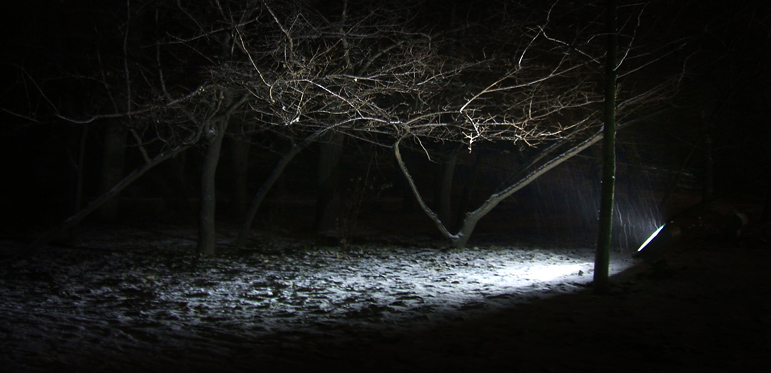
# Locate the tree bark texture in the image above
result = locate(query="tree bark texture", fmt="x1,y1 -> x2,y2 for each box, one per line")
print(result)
593,0 -> 618,295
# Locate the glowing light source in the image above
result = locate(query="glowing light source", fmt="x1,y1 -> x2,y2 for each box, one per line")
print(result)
637,224 -> 665,252
635,222 -> 681,260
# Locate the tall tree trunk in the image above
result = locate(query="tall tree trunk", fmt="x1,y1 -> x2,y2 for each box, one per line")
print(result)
197,119 -> 229,256
195,93 -> 248,256
95,122 -> 128,221
593,0 -> 618,295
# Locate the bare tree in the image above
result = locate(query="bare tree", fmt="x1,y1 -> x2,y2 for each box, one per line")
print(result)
391,0 -> 686,249
8,0 -> 691,258
221,0 -> 468,246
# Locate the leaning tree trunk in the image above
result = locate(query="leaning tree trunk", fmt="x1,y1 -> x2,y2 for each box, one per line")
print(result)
234,142 -> 303,248
197,118 -> 229,256
593,0 -> 618,295
18,142 -> 194,258
234,126 -> 337,248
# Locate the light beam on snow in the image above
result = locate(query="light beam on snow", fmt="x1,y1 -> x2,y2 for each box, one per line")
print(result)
527,263 -> 590,282
484,257 -> 603,290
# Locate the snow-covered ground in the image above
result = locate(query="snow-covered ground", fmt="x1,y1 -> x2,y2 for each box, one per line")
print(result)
0,231 -> 636,371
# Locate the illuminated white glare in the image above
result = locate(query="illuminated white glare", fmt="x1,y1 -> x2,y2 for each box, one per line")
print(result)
638,224 -> 665,252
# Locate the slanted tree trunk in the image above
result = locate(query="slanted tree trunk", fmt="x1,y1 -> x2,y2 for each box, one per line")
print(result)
234,142 -> 303,248
197,118 -> 229,256
19,142 -> 195,258
234,126 -> 336,248
395,152 -> 416,213
593,0 -> 618,295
